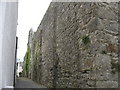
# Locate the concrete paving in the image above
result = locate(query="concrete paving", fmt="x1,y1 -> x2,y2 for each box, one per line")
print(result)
15,77 -> 46,88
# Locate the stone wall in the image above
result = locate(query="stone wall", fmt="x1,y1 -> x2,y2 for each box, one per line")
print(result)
24,2 -> 119,88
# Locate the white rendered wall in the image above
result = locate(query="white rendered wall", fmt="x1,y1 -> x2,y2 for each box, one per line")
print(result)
17,62 -> 23,77
0,2 -> 18,89
0,2 -> 6,89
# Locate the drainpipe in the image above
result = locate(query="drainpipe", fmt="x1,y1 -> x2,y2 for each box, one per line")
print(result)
13,37 -> 18,87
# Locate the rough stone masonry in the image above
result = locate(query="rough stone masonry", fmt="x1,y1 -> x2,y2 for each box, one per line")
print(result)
23,2 -> 120,88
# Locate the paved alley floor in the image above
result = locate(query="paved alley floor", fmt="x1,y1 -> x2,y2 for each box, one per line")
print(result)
15,77 -> 46,88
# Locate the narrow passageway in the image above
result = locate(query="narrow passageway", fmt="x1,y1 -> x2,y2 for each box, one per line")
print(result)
15,77 -> 46,88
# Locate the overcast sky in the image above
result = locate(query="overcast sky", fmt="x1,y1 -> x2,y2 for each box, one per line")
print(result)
17,0 -> 51,61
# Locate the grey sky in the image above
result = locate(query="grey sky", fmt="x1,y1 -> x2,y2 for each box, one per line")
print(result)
17,0 -> 51,61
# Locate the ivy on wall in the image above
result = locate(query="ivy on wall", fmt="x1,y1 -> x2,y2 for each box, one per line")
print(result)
26,45 -> 31,76
33,41 -> 39,80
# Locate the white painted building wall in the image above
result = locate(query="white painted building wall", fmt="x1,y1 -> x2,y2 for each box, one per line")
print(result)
17,61 -> 23,77
0,1 -> 18,89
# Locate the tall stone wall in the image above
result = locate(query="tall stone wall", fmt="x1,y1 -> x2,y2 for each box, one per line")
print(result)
24,2 -> 119,88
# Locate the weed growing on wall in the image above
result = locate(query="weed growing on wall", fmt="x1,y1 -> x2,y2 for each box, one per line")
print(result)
101,50 -> 107,54
82,35 -> 90,45
111,61 -> 120,74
